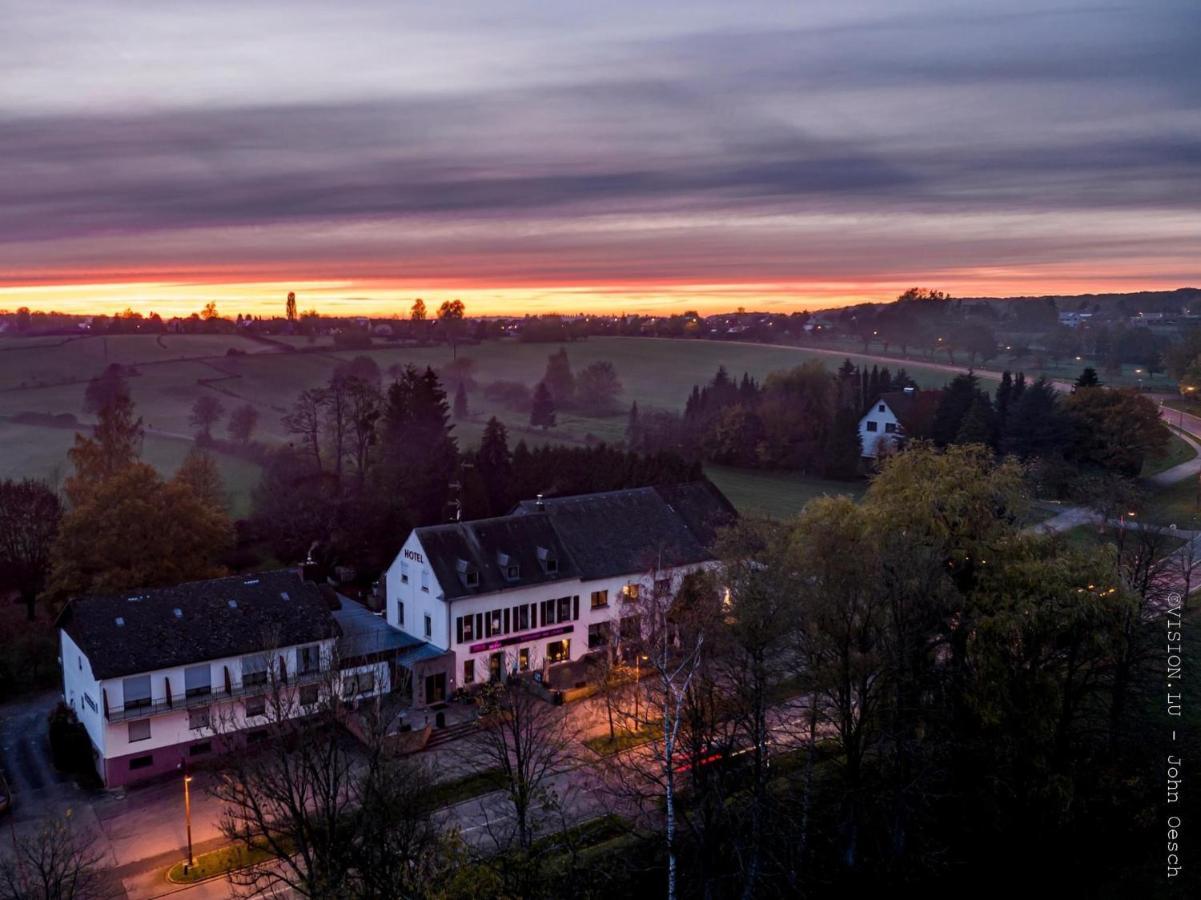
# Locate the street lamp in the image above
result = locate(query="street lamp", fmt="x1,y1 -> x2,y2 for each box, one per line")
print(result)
183,768 -> 194,870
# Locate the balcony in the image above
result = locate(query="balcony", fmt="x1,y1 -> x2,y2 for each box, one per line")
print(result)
103,668 -> 329,723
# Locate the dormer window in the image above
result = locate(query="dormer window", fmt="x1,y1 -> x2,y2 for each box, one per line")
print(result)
456,558 -> 480,588
537,546 -> 558,574
497,552 -> 520,581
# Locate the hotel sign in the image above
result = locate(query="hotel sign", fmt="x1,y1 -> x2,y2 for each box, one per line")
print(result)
403,548 -> 424,563
469,624 -> 572,654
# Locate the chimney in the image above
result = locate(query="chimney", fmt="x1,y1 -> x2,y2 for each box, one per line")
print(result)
535,493 -> 545,511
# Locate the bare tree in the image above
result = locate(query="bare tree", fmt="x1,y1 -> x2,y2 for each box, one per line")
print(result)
208,645 -> 454,898
188,394 -> 225,439
282,388 -> 328,472
345,377 -> 381,488
468,658 -> 576,854
0,811 -> 115,900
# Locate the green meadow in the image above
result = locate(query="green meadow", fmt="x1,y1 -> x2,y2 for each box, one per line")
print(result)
0,333 -> 963,517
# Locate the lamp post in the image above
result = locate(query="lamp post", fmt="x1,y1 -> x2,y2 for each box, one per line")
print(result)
183,768 -> 194,870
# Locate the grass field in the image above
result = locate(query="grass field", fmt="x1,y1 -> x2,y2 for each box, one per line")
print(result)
705,465 -> 866,520
1141,431 -> 1198,478
0,334 -> 968,515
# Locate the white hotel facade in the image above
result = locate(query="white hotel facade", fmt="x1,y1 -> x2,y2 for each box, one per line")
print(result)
383,483 -> 735,693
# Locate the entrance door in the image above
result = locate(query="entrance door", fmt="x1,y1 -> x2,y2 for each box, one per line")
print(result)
424,672 -> 446,704
489,652 -> 504,681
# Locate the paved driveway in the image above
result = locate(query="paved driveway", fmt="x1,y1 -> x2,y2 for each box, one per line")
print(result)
0,690 -> 82,819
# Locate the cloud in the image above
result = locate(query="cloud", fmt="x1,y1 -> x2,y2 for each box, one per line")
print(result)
0,0 -> 1197,299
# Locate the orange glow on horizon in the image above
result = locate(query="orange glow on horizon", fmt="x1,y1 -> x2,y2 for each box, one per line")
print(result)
0,262 -> 1193,320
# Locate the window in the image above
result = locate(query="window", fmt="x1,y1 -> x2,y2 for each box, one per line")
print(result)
865,420 -> 878,432
622,584 -> 640,602
343,671 -> 376,699
128,719 -> 151,743
590,590 -> 609,610
556,596 -> 571,623
464,569 -> 479,587
878,403 -> 885,412
457,615 -> 474,644
184,665 -> 211,698
654,579 -> 670,596
540,599 -> 555,625
299,684 -> 320,706
421,569 -> 429,592
129,754 -> 154,771
298,645 -> 321,675
506,563 -> 520,580
464,659 -> 475,684
397,601 -> 405,626
83,693 -> 98,714
123,675 -> 151,710
245,697 -> 266,718
547,640 -> 570,664
188,708 -> 209,731
242,654 -> 268,688
424,614 -> 432,639
588,622 -> 611,649
519,648 -> 530,672
189,742 -> 212,757
401,560 -> 410,584
884,422 -> 897,434
518,604 -> 530,631
490,610 -> 502,636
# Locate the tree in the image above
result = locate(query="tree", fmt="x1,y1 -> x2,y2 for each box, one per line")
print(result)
82,364 -> 129,416
1075,367 -> 1101,390
575,360 -> 624,415
625,401 -> 640,448
227,403 -> 259,444
44,462 -> 233,605
65,392 -> 144,506
174,446 -> 227,511
345,377 -> 382,488
931,373 -> 985,446
286,291 -> 298,321
453,381 -> 469,420
377,365 -> 459,527
0,811 -> 113,900
955,395 -> 996,446
530,382 -> 556,430
437,299 -> 466,359
0,479 -> 61,620
201,301 -> 219,321
210,659 -> 456,898
468,671 -> 577,857
476,417 -> 513,516
189,394 -> 225,439
1065,387 -> 1170,476
543,348 -> 575,407
410,298 -> 427,322
282,388 -> 328,472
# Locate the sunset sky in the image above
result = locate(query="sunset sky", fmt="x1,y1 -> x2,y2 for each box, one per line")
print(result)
1,1 -> 1198,318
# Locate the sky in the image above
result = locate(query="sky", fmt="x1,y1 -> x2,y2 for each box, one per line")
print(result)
0,1 -> 1198,318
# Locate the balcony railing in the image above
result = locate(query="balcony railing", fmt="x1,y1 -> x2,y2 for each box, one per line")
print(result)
104,668 -> 329,723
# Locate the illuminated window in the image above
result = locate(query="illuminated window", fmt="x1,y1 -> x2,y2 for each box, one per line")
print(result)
547,640 -> 570,664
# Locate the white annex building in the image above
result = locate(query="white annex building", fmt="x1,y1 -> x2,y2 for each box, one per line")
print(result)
383,483 -> 736,695
58,570 -> 391,787
858,387 -> 942,458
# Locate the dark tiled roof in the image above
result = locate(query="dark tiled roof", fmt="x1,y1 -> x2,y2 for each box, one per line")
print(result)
513,482 -> 736,580
59,570 -> 338,680
415,513 -> 579,601
414,481 -> 736,600
877,390 -> 944,436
